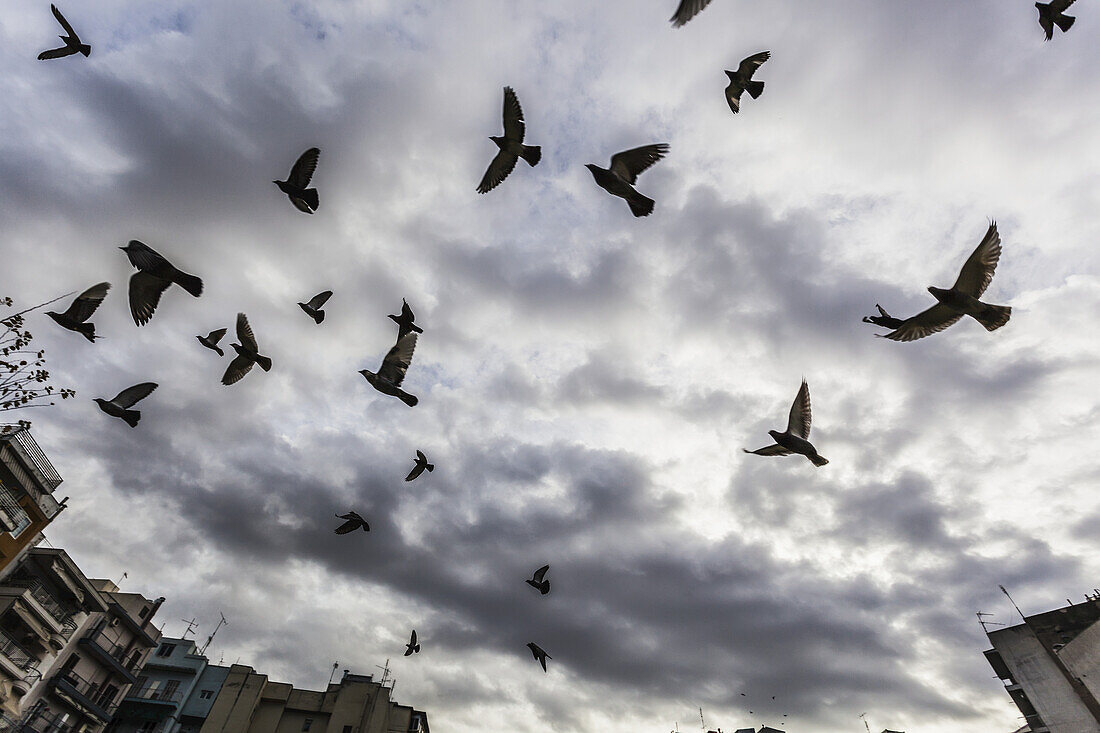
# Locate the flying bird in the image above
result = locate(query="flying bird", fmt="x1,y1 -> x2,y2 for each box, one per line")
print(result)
586,143 -> 669,217
38,4 -> 90,60
222,313 -> 272,385
477,87 -> 541,194
725,51 -> 770,114
861,304 -> 905,330
274,147 -> 320,213
1036,0 -> 1076,40
404,630 -> 421,657
334,511 -> 369,534
120,240 -> 203,326
669,0 -> 714,27
94,382 -> 158,428
197,328 -> 227,356
405,450 -> 434,482
880,222 -> 1011,342
359,332 -> 419,407
298,290 -> 333,324
45,283 -> 110,342
526,642 -> 551,672
525,565 -> 550,595
744,379 -> 829,467
387,299 -> 423,339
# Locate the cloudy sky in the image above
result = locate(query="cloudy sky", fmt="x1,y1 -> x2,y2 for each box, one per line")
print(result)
3,1 -> 1099,731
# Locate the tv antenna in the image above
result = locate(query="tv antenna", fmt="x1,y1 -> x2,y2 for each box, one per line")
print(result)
699,708 -> 706,732
180,617 -> 199,639
977,611 -> 1006,633
859,712 -> 870,733
328,662 -> 339,685
999,585 -> 1026,623
199,612 -> 228,655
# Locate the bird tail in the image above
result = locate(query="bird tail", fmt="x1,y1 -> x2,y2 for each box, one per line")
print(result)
809,454 -> 829,467
521,145 -> 542,166
122,410 -> 141,428
746,80 -> 765,99
398,390 -> 419,407
1055,13 -> 1075,32
426,463 -> 434,472
77,323 -> 97,343
302,188 -> 320,211
312,310 -> 325,324
256,354 -> 273,372
973,304 -> 1011,332
628,193 -> 655,218
175,271 -> 204,297
215,346 -> 224,357
79,44 -> 91,56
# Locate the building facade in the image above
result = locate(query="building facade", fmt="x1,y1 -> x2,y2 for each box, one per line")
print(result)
984,595 -> 1100,733
0,427 -> 66,580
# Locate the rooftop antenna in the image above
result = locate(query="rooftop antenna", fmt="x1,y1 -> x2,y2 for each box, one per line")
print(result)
859,712 -> 870,733
375,659 -> 393,687
328,662 -> 339,686
180,617 -> 199,640
699,707 -> 706,732
977,611 -> 1006,633
999,585 -> 1026,623
199,612 -> 228,655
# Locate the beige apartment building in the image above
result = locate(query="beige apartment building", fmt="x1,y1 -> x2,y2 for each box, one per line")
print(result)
0,426 -> 66,579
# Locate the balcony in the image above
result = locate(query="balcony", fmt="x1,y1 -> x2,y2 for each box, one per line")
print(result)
18,708 -> 77,733
124,684 -> 183,705
0,629 -> 42,694
78,628 -> 137,683
6,580 -> 69,627
0,427 -> 62,494
49,669 -> 114,722
48,619 -> 77,652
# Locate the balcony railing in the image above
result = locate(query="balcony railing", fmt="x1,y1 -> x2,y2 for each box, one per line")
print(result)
18,708 -> 77,733
82,628 -> 129,664
51,668 -> 119,717
0,629 -> 40,672
7,580 -> 69,624
125,685 -> 183,704
0,427 -> 62,492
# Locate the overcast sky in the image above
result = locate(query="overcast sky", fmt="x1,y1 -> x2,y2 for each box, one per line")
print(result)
3,1 -> 1099,731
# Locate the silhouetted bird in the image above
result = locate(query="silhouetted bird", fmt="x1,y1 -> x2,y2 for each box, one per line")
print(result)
725,52 -> 770,114
527,642 -> 551,672
298,290 -> 332,324
334,511 -> 369,534
38,5 -> 90,60
670,0 -> 714,27
404,630 -> 421,656
274,147 -> 320,213
881,222 -> 1011,342
197,328 -> 227,356
586,144 -> 669,217
744,379 -> 828,467
1037,0 -> 1076,40
387,299 -> 423,339
359,332 -> 418,406
478,87 -> 541,194
46,283 -> 110,342
861,304 -> 904,330
222,313 -> 272,385
405,450 -> 434,482
120,240 -> 203,326
525,565 -> 550,595
94,382 -> 157,428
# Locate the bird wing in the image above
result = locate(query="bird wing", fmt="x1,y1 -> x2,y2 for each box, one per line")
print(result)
951,221 -> 1001,298
609,144 -> 669,184
38,46 -> 78,60
51,4 -> 78,37
785,379 -> 812,439
334,518 -> 361,534
1053,0 -> 1077,12
378,332 -> 417,386
64,282 -> 111,323
737,51 -> 771,77
112,382 -> 158,408
405,464 -> 425,482
532,564 -> 549,584
416,449 -> 427,462
477,150 -> 519,194
288,147 -> 320,188
401,300 -> 416,321
125,240 -> 167,271
221,355 -> 254,385
502,86 -> 526,141
725,83 -> 743,114
670,0 -> 714,26
128,271 -> 171,326
207,327 -> 227,344
410,630 -> 418,645
235,312 -> 258,352
881,304 -> 964,342
307,290 -> 333,309
743,444 -> 792,457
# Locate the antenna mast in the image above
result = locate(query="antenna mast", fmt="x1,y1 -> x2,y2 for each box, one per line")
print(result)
859,712 -> 870,733
328,662 -> 339,686
977,611 -> 1006,633
180,617 -> 199,639
999,585 -> 1027,623
199,612 -> 228,655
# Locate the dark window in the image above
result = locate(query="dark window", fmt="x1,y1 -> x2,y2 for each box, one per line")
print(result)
199,689 -> 214,699
97,682 -> 120,708
162,680 -> 179,700
302,720 -> 313,731
155,643 -> 176,658
138,606 -> 149,618
343,727 -> 353,733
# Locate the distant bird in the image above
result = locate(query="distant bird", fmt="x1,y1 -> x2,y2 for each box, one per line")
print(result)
586,144 -> 669,217
120,240 -> 203,326
525,565 -> 550,595
880,222 -> 1011,342
725,52 -> 770,114
405,450 -> 434,482
298,290 -> 332,324
38,4 -> 90,60
526,642 -> 551,672
744,379 -> 829,467
1037,0 -> 1076,40
387,299 -> 423,339
359,332 -> 418,407
477,87 -> 541,194
46,283 -> 110,342
334,511 -> 369,534
404,630 -> 421,657
94,382 -> 158,428
222,313 -> 272,385
274,147 -> 320,213
669,0 -> 714,27
861,304 -> 905,330
196,328 -> 227,356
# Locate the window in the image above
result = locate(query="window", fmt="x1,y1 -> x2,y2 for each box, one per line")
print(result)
97,682 -> 120,708
155,643 -> 176,658
199,689 -> 214,700
302,720 -> 313,731
138,607 -> 149,619
343,727 -> 353,733
0,482 -> 32,537
139,722 -> 157,733
162,680 -> 179,700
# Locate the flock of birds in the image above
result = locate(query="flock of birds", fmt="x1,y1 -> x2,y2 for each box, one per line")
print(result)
24,0 -> 1080,722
